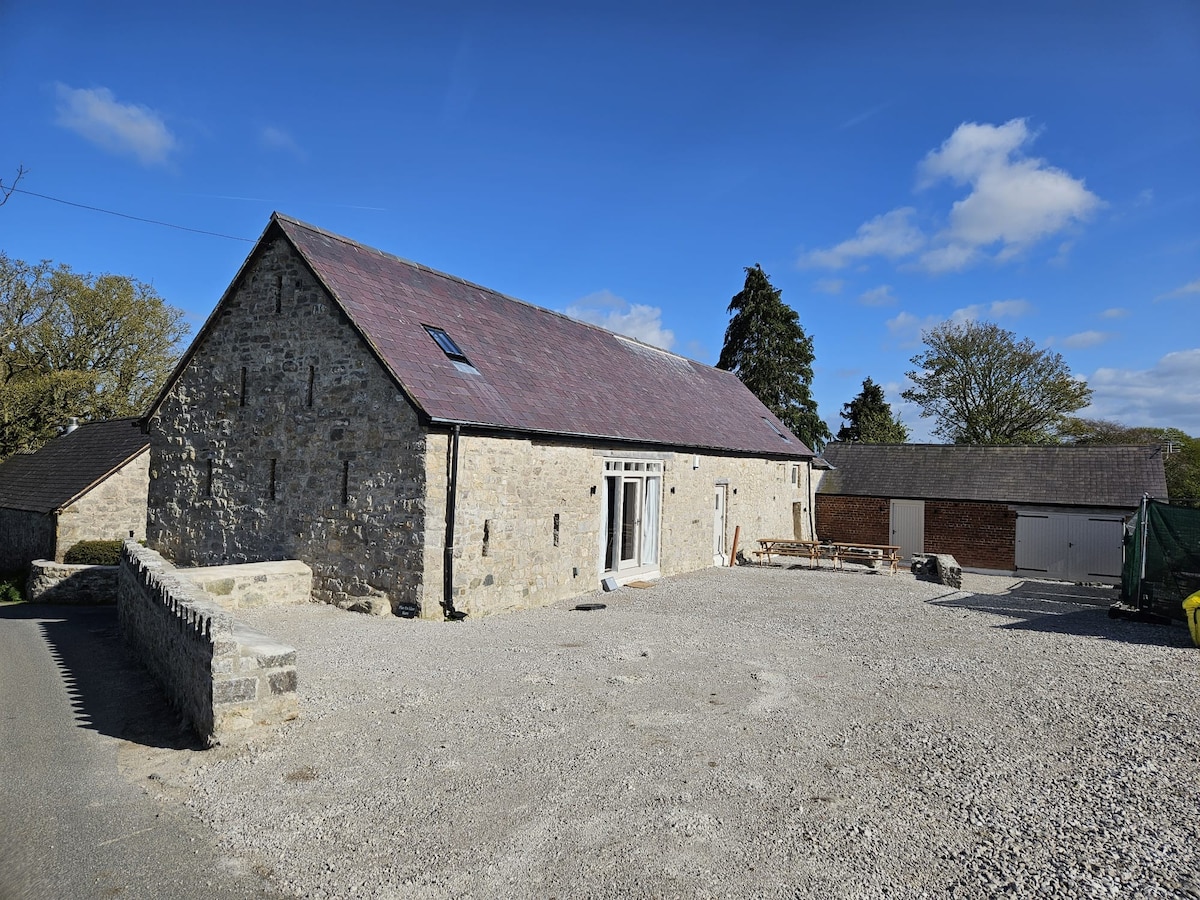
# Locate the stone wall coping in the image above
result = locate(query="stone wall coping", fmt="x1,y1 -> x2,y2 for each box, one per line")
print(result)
232,622 -> 298,662
184,560 -> 313,580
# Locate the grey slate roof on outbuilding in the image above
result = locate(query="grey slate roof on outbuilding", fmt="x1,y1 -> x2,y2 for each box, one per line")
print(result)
0,418 -> 148,513
817,443 -> 1168,508
152,214 -> 812,460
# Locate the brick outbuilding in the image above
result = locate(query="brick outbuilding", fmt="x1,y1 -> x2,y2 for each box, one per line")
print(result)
814,442 -> 1168,583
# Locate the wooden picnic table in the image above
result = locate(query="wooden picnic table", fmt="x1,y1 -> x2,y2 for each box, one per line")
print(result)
755,538 -> 901,574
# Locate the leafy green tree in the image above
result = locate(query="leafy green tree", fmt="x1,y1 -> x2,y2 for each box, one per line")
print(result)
717,264 -> 831,451
0,253 -> 187,459
1062,418 -> 1200,501
902,320 -> 1092,444
837,377 -> 909,443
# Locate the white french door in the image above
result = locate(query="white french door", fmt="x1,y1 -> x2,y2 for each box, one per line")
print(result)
601,460 -> 662,575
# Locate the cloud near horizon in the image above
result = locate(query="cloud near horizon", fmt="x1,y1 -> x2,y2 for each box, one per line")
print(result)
564,290 -> 675,351
54,83 -> 177,166
1083,348 -> 1200,434
799,119 -> 1101,274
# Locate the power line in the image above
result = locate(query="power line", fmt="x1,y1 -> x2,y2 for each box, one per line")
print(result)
5,186 -> 255,242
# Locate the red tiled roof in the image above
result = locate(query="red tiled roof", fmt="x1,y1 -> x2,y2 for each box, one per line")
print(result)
273,214 -> 811,459
0,418 -> 148,513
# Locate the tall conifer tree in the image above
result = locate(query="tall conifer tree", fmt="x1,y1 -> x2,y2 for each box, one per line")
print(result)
836,377 -> 909,443
717,264 -> 830,451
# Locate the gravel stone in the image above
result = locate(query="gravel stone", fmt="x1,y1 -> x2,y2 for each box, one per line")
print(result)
134,566 -> 1199,899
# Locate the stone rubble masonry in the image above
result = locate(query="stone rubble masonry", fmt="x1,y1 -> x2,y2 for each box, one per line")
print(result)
118,541 -> 298,746
146,232 -> 811,619
179,560 -> 313,611
422,433 -> 810,618
146,234 -> 429,616
26,560 -> 117,604
54,448 -> 149,561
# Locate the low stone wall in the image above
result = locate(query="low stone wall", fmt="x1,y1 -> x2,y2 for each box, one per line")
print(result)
180,560 -> 313,611
118,541 -> 298,745
26,560 -> 118,604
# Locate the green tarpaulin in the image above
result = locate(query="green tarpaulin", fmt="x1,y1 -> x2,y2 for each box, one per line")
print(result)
1122,499 -> 1200,620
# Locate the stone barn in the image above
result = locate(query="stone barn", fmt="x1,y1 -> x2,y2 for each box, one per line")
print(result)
814,442 -> 1168,583
143,213 -> 813,618
0,418 -> 150,571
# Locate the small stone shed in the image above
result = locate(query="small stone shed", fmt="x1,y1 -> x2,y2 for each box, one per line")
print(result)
815,443 -> 1168,583
143,213 -> 814,618
0,418 -> 150,571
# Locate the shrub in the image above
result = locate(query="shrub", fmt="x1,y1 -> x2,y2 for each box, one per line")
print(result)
0,573 -> 23,603
63,540 -> 125,566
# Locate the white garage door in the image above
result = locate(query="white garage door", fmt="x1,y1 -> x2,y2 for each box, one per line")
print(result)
1015,512 -> 1125,583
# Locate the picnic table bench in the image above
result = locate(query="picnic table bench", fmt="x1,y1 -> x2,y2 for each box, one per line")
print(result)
755,538 -> 901,574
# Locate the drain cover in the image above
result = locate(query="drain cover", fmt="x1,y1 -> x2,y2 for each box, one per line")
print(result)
573,602 -> 607,612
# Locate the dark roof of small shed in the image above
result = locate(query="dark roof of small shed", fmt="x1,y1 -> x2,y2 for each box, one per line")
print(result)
182,213 -> 807,459
817,443 -> 1168,508
0,418 -> 148,514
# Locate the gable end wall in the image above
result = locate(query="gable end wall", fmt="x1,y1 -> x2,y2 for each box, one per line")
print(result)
146,235 -> 430,612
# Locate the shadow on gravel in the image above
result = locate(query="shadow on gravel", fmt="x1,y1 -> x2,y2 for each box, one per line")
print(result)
929,581 -> 1194,648
0,603 -> 205,750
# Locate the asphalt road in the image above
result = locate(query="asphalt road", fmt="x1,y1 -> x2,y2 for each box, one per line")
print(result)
0,602 -> 281,900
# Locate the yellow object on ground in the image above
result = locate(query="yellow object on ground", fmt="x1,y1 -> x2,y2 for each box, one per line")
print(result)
1184,591 -> 1200,648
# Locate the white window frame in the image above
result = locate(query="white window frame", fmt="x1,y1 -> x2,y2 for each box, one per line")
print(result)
599,459 -> 663,583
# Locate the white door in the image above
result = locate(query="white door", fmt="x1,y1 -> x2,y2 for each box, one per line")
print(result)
713,485 -> 727,565
889,500 -> 925,562
1017,512 -> 1124,583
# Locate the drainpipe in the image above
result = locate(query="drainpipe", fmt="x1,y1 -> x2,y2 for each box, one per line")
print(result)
441,425 -> 466,621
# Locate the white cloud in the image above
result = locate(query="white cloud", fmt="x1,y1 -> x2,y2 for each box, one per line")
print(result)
917,119 -> 1101,271
798,208 -> 925,269
885,311 -> 941,347
1101,308 -> 1129,319
803,119 -> 1101,275
948,299 -> 1033,323
858,285 -> 897,307
1060,330 -> 1111,349
1158,278 -> 1200,300
814,278 -> 844,295
565,290 -> 675,350
55,83 -> 177,166
260,125 -> 307,161
1135,188 -> 1154,206
1083,349 -> 1200,434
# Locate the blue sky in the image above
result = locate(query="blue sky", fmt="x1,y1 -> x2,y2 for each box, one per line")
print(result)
3,1 -> 1198,441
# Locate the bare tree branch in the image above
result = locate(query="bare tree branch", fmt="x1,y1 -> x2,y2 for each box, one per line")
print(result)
0,165 -> 27,207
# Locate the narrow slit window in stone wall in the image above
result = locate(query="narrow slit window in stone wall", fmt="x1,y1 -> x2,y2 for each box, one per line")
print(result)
205,459 -> 213,497
342,460 -> 350,505
239,367 -> 247,407
553,513 -> 560,547
268,458 -> 277,501
482,519 -> 491,556
306,365 -> 315,408
274,274 -> 283,313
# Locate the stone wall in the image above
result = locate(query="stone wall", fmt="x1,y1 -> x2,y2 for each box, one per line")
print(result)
27,560 -> 117,604
54,449 -> 149,561
0,507 -> 54,572
118,541 -> 298,745
180,560 -> 313,611
422,433 -> 807,618
146,234 -> 429,615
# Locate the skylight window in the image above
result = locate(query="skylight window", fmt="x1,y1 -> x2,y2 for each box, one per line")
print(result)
763,417 -> 791,442
423,325 -> 469,363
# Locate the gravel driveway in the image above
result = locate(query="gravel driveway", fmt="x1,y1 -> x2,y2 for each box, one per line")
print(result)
127,565 -> 1200,899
